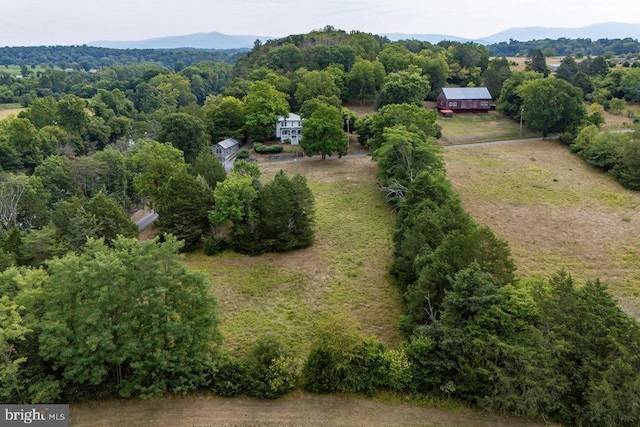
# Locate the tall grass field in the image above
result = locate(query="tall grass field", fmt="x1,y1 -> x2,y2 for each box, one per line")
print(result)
183,157 -> 404,358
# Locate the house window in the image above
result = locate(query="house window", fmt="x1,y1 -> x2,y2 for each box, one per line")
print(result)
216,148 -> 221,154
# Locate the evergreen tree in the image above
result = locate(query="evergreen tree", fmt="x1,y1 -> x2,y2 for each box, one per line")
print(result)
190,149 -> 226,191
257,171 -> 315,252
156,171 -> 215,251
524,49 -> 549,76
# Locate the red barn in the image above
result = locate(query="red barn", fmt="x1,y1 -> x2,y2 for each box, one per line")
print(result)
437,87 -> 493,114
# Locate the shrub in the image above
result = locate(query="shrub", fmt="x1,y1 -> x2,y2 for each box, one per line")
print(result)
236,149 -> 250,159
203,235 -> 227,255
378,348 -> 412,391
253,143 -> 284,154
244,336 -> 297,399
302,320 -> 391,396
302,346 -> 340,393
210,360 -> 248,397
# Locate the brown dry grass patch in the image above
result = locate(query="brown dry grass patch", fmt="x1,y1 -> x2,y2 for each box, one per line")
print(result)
344,99 -> 376,117
444,139 -> 640,317
0,105 -> 26,120
70,392 -> 553,427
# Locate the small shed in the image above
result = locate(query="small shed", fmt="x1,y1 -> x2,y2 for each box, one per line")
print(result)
211,138 -> 240,160
440,109 -> 454,118
437,87 -> 493,114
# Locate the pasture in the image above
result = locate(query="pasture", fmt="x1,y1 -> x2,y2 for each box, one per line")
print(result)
70,392 -> 553,427
444,139 -> 640,318
0,64 -> 48,76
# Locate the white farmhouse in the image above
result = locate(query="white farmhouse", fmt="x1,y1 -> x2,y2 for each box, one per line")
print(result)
275,113 -> 303,145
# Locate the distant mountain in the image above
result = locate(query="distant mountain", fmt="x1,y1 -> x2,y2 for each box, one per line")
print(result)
478,22 -> 640,44
89,31 -> 273,50
386,22 -> 640,45
87,23 -> 640,51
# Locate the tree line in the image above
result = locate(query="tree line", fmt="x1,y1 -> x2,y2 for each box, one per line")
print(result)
0,45 -> 245,70
354,102 -> 640,426
488,37 -> 640,57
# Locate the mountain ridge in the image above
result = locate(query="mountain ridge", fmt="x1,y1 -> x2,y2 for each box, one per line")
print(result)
87,22 -> 640,50
89,31 -> 273,50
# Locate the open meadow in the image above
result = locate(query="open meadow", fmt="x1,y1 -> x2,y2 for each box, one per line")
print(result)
601,103 -> 640,130
183,156 -> 403,358
444,139 -> 640,318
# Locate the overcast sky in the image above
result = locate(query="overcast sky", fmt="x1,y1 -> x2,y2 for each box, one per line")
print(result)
1,0 -> 639,46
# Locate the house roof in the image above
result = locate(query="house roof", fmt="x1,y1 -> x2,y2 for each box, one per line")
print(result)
215,138 -> 239,149
278,113 -> 302,122
441,87 -> 492,100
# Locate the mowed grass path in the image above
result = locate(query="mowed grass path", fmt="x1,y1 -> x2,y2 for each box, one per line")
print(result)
444,139 -> 640,318
183,157 -> 403,358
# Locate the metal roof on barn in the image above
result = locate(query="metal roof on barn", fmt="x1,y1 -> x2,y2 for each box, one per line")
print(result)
441,87 -> 492,100
216,138 -> 240,149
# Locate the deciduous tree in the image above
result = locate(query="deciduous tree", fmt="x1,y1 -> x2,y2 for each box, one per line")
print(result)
244,81 -> 289,142
39,236 -> 221,398
203,95 -> 246,143
158,113 -> 208,163
376,69 -> 430,109
519,77 -> 586,137
129,140 -> 187,206
300,103 -> 347,159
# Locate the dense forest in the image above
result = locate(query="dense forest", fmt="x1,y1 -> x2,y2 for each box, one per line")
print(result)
488,37 -> 640,58
2,26 -> 640,426
0,45 -> 246,70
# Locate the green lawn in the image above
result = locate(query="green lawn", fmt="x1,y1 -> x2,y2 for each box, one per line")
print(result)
437,110 -> 542,144
0,64 -> 49,76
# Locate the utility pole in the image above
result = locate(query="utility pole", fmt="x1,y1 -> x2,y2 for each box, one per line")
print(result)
519,108 -> 524,137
